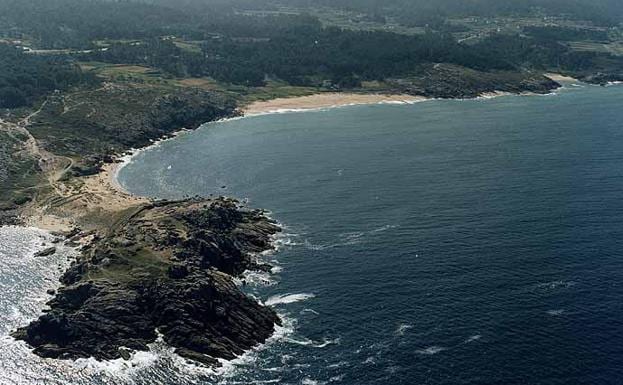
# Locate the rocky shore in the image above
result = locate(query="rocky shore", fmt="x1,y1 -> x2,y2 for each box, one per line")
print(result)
0,71 -> 572,367
12,197 -> 282,366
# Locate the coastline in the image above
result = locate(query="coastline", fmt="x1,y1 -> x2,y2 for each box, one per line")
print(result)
107,94 -> 430,196
23,160 -> 149,234
242,92 -> 430,116
7,78 -> 571,368
240,84 -> 567,117
109,72 -> 582,196
108,90 -> 512,195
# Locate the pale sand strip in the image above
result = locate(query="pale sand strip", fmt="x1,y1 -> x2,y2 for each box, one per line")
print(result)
242,93 -> 429,115
545,73 -> 579,82
25,162 -> 148,233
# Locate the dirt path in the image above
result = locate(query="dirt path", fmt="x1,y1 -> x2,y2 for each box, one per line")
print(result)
5,99 -> 147,232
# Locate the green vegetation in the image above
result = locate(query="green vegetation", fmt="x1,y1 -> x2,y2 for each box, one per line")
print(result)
281,0 -> 623,27
1,0 -> 622,97
1,0 -> 623,221
0,45 -> 96,108
27,84 -> 237,164
0,131 -> 41,209
523,26 -> 610,42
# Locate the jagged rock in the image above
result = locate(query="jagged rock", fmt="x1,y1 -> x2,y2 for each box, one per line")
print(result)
35,247 -> 56,257
118,347 -> 132,360
167,264 -> 189,279
175,347 -> 219,367
13,198 -> 281,365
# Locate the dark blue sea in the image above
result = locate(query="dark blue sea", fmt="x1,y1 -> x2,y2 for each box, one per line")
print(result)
3,82 -> 623,384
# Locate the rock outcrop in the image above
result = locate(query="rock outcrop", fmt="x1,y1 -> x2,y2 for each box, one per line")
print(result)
12,197 -> 282,366
387,63 -> 561,99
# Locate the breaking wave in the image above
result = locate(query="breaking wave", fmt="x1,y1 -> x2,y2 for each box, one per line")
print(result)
265,293 -> 316,306
415,346 -> 447,355
304,224 -> 398,250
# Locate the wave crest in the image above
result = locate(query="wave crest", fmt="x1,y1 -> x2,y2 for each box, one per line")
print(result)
265,293 -> 315,306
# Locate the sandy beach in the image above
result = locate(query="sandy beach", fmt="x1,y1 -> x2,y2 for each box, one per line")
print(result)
242,93 -> 430,115
545,73 -> 580,83
24,161 -> 147,233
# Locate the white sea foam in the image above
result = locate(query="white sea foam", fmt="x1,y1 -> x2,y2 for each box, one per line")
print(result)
235,270 -> 278,287
536,280 -> 576,290
370,224 -> 397,233
225,380 -> 282,384
265,293 -> 316,306
227,380 -> 283,384
0,226 -> 77,327
304,224 -> 399,250
73,349 -> 161,377
415,346 -> 447,355
208,313 -> 297,379
327,361 -> 349,369
303,239 -> 328,251
0,225 -> 298,383
301,308 -> 320,315
245,107 -> 336,117
465,334 -> 482,343
301,378 -> 327,385
547,309 -> 565,316
273,234 -> 302,249
395,323 -> 414,336
260,366 -> 286,373
284,337 -> 340,348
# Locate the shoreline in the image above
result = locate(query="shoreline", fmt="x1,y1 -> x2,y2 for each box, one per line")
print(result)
241,92 -> 430,116
7,77 -> 571,369
240,85 -> 566,117
106,85 -> 566,203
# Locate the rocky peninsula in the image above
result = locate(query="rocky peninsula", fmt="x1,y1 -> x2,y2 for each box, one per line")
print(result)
12,197 -> 282,366
2,84 -> 287,366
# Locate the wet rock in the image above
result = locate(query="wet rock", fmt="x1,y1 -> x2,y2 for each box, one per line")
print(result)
175,347 -> 219,367
167,264 -> 189,279
118,347 -> 132,361
13,198 -> 282,366
35,247 -> 56,257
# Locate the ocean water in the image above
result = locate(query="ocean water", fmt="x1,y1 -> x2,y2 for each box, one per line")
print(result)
3,82 -> 623,384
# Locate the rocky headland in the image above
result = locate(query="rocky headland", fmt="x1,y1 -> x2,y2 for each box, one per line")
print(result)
12,197 -> 282,366
1,84 -> 287,367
